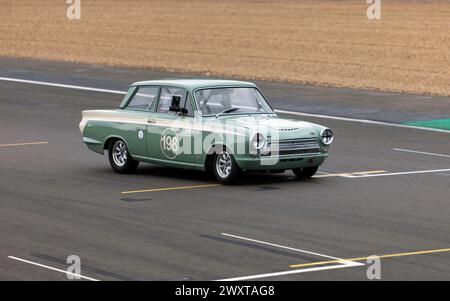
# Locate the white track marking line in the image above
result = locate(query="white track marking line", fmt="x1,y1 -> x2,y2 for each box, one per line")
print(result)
1,77 -> 449,133
221,233 -> 362,269
0,141 -> 48,148
217,233 -> 363,281
314,170 -> 386,178
349,168 -> 450,178
8,256 -> 100,281
0,77 -> 126,95
393,148 -> 450,158
275,109 -> 450,134
215,262 -> 362,281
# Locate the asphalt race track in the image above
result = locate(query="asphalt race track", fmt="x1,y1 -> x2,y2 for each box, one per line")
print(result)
0,59 -> 449,280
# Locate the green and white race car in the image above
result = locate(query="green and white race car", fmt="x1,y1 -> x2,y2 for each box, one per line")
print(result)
80,79 -> 333,184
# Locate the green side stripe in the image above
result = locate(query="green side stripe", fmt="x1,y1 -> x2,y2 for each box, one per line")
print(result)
403,119 -> 450,131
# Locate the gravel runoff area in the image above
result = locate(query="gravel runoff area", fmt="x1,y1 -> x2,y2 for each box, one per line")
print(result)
0,0 -> 449,96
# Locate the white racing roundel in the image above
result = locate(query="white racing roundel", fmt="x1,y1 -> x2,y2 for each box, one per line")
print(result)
137,130 -> 144,140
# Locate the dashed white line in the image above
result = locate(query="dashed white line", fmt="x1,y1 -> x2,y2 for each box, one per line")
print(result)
8,256 -> 100,281
393,148 -> 450,158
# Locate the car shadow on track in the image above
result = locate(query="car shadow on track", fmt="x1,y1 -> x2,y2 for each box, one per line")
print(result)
134,164 -> 322,187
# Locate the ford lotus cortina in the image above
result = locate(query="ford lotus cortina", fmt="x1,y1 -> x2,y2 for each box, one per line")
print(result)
80,80 -> 333,184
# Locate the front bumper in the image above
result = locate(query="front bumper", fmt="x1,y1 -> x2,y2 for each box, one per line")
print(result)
235,153 -> 328,171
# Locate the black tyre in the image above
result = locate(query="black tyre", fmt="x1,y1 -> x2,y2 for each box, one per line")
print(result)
213,150 -> 239,184
108,139 -> 139,174
292,166 -> 318,178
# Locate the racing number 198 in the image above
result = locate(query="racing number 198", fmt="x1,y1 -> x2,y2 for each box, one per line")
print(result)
161,135 -> 179,153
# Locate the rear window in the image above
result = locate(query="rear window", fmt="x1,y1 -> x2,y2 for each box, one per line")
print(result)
126,86 -> 159,111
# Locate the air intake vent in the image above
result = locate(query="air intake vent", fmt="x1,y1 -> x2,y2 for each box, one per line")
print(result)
263,137 -> 320,156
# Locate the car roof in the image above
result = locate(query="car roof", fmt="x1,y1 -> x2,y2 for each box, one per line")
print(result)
131,79 -> 257,90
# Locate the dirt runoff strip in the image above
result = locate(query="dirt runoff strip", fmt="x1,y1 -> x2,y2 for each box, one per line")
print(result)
0,0 -> 449,96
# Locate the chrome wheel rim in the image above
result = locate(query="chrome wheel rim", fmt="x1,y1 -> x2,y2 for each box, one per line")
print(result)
216,151 -> 232,178
112,141 -> 128,167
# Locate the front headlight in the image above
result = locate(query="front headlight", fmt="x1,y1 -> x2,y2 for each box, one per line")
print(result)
251,133 -> 266,150
320,128 -> 333,145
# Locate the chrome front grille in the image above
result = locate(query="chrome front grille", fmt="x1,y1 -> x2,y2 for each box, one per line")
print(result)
267,137 -> 320,156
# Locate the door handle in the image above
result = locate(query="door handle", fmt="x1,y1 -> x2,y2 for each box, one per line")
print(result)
147,119 -> 156,124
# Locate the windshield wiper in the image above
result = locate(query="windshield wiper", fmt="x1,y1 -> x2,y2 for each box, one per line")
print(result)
215,107 -> 239,118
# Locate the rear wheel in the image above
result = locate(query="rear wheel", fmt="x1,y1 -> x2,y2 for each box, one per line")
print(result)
213,150 -> 239,184
292,166 -> 318,178
108,139 -> 139,174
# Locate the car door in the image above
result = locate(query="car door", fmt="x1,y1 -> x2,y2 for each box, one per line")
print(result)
146,86 -> 198,165
119,85 -> 159,158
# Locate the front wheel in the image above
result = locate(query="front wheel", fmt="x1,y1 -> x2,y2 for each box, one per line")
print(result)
213,150 -> 239,184
108,139 -> 139,174
292,166 -> 318,178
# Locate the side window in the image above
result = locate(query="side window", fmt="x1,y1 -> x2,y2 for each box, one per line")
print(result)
196,90 -> 227,115
157,87 -> 192,116
126,86 -> 158,111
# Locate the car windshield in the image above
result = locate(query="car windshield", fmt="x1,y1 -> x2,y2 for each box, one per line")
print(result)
195,87 -> 274,116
